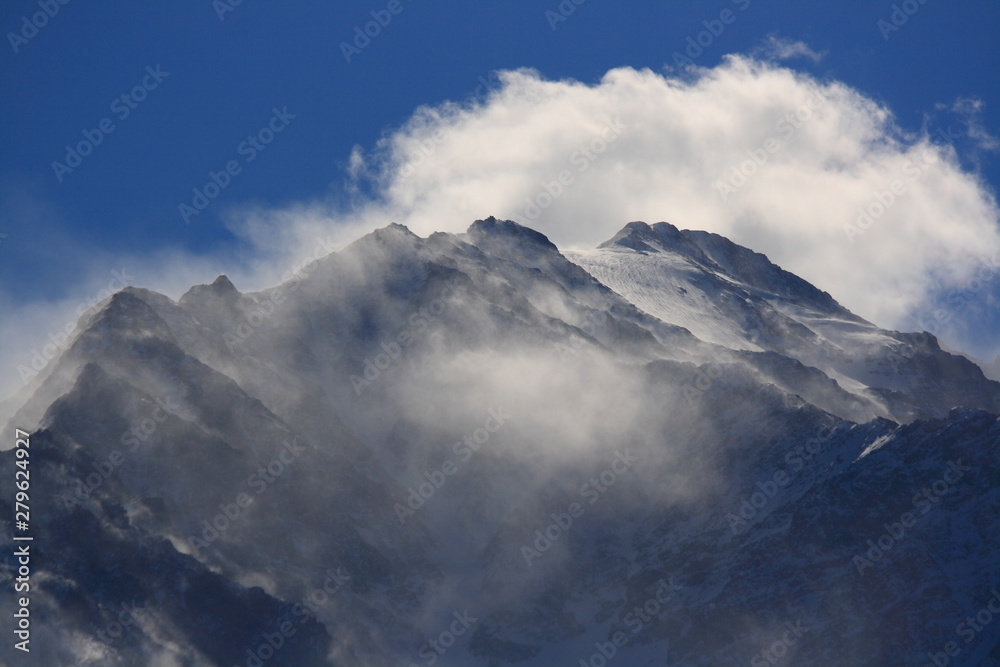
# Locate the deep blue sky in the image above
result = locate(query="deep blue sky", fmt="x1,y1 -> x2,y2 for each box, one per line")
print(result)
1,0 -> 998,305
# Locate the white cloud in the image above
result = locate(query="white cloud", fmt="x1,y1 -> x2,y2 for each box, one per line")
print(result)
755,36 -> 825,63
4,53 -> 1000,408
951,96 -> 1000,152
247,56 -> 999,340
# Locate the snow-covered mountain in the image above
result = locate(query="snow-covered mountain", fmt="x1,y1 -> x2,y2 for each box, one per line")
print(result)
2,217 -> 998,666
569,220 -> 1000,423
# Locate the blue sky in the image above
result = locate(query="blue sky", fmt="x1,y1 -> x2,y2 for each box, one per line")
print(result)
1,0 -> 999,394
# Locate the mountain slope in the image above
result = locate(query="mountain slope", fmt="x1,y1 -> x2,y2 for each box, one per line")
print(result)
1,217 -> 998,666
569,220 -> 1000,422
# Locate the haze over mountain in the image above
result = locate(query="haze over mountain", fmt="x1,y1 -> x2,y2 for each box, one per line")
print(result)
2,218 -> 998,666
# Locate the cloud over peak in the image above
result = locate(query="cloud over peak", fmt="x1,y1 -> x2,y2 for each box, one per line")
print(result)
256,56 -> 998,352
5,51 -> 999,408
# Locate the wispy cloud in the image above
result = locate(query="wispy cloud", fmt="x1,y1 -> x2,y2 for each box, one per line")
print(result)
755,36 -> 825,63
951,97 -> 1000,152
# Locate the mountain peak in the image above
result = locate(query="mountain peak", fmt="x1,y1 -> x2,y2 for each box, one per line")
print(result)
210,274 -> 238,292
593,220 -> 852,315
379,222 -> 417,237
359,221 -> 420,247
342,222 -> 422,260
179,274 -> 240,307
78,288 -> 175,345
467,216 -> 558,252
598,219 -> 709,259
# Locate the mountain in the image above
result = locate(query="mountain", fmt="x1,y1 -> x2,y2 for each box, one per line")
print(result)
1,217 -> 998,666
569,220 -> 1000,422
